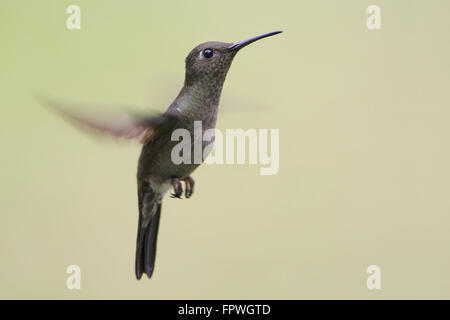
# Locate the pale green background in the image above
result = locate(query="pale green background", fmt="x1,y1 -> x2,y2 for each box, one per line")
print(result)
1,0 -> 450,299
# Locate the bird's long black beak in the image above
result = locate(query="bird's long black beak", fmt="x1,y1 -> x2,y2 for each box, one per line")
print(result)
228,31 -> 283,52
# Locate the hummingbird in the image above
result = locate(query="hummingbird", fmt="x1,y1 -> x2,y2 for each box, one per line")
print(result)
44,31 -> 282,279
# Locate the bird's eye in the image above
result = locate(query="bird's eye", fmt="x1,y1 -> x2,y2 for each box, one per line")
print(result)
202,48 -> 214,59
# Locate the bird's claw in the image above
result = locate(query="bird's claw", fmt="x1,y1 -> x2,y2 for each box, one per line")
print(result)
169,176 -> 195,199
184,176 -> 195,199
170,178 -> 183,199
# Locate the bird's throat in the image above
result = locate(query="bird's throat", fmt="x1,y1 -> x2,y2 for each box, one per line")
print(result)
171,81 -> 224,126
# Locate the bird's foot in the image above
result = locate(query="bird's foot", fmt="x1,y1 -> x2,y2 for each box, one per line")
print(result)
170,178 -> 183,199
184,176 -> 195,199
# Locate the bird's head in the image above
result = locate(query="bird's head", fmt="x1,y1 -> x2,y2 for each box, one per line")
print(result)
184,31 -> 282,88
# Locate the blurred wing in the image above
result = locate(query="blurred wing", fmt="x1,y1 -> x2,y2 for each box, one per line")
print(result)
40,96 -> 178,144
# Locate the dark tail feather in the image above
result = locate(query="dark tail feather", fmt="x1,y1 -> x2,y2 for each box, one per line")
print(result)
135,197 -> 162,279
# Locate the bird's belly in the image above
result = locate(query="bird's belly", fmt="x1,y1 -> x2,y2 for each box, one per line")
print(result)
140,134 -> 213,183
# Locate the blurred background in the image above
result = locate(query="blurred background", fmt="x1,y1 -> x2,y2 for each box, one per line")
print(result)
1,0 -> 450,299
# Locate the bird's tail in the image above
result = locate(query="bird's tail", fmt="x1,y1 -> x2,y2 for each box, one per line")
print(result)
135,187 -> 162,279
